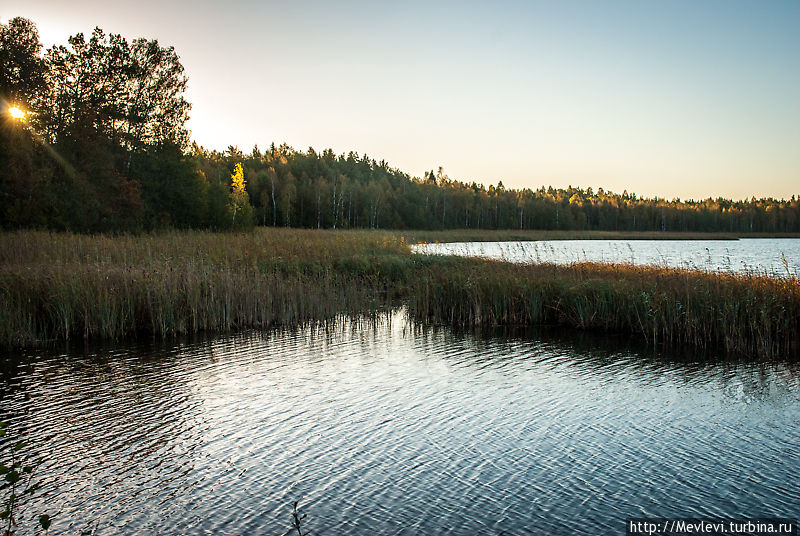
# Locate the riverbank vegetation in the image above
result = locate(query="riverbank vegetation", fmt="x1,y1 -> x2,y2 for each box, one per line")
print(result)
2,18 -> 800,236
0,229 -> 413,346
1,229 -> 798,358
407,256 -> 799,358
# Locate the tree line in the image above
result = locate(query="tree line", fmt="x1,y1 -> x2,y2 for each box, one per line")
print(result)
2,17 -> 799,234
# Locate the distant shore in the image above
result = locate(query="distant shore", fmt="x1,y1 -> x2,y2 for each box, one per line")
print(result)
1,229 -> 797,357
396,229 -> 800,244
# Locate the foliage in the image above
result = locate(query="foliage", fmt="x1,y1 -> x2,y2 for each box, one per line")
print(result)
192,145 -> 800,233
0,17 -> 46,107
1,17 -> 799,234
33,26 -> 189,149
130,142 -> 208,229
228,163 -> 253,230
0,18 -> 190,232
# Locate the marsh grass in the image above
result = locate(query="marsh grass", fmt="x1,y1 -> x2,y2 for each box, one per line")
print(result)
1,229 -> 798,357
406,256 -> 800,358
0,229 -> 414,346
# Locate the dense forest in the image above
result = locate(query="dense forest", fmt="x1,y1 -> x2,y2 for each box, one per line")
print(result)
2,17 -> 799,234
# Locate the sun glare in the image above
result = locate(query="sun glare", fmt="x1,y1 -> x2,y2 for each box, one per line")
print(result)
8,106 -> 26,120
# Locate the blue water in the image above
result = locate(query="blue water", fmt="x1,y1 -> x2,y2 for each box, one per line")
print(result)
1,315 -> 798,535
413,238 -> 800,277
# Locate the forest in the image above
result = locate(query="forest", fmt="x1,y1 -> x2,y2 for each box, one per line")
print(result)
2,17 -> 799,234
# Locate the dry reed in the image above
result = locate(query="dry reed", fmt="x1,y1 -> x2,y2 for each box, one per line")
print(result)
406,257 -> 800,358
0,229 -> 413,345
1,229 -> 797,358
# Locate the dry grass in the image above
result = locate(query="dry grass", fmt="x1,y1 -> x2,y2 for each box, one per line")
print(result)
406,257 -> 800,358
0,229 -> 414,345
1,229 -> 798,358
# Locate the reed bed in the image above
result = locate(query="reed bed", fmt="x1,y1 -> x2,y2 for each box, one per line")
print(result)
1,229 -> 798,358
0,229 -> 414,346
405,257 -> 800,358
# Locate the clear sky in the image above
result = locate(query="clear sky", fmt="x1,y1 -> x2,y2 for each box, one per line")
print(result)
3,0 -> 799,200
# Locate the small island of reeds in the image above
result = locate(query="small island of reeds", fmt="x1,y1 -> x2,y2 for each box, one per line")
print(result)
1,229 -> 797,358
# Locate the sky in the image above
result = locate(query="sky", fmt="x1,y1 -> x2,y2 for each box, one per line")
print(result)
2,0 -> 799,200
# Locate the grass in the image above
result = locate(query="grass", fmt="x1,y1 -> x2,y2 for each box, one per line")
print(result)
405,257 -> 800,358
1,229 -> 798,358
0,229 -> 415,346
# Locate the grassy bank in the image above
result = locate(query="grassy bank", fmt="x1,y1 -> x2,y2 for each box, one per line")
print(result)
406,258 -> 799,358
0,230 -> 415,345
1,229 -> 798,357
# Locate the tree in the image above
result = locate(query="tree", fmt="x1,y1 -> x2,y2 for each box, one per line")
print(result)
35,28 -> 130,143
228,162 -> 253,229
131,142 -> 207,228
314,175 -> 329,228
280,172 -> 296,227
124,38 -> 190,150
268,167 -> 279,226
0,17 -> 46,108
35,27 -> 189,150
0,18 -> 47,228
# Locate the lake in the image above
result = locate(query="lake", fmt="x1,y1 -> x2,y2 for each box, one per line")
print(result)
412,238 -> 800,276
2,313 -> 798,535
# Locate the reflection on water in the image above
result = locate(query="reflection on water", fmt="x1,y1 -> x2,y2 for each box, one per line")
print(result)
2,313 -> 799,535
413,238 -> 800,276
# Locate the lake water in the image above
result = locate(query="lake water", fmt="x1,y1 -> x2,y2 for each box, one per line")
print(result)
2,314 -> 798,535
412,238 -> 800,276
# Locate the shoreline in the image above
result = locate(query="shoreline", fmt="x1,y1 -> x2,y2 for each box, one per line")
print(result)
1,229 -> 798,357
393,229 -> 800,244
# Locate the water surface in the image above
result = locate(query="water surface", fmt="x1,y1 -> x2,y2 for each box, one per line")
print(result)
413,238 -> 800,276
2,315 -> 798,535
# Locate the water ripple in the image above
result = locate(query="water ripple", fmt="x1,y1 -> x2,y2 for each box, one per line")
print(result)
413,238 -> 800,277
1,314 -> 799,534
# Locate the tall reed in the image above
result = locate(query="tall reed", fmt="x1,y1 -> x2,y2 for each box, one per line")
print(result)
405,257 -> 800,358
0,229 -> 414,346
1,229 -> 797,358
